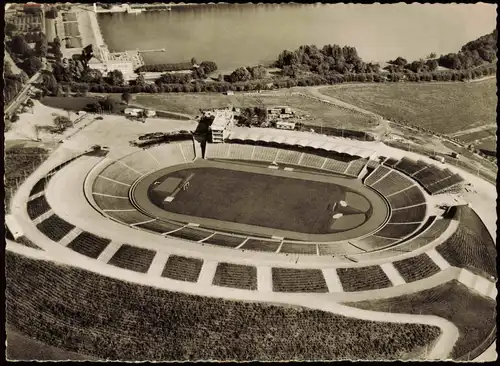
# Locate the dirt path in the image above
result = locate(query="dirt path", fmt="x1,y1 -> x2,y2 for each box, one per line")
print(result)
298,87 -> 392,141
448,124 -> 497,138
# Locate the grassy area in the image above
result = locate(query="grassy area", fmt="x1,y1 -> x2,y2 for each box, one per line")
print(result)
345,280 -> 496,360
152,167 -> 361,234
319,79 -> 496,135
134,92 -> 375,130
41,96 -> 105,112
6,252 -> 441,361
4,146 -> 51,210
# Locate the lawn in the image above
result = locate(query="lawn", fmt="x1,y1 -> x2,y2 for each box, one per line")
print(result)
319,79 -> 497,135
133,92 -> 375,130
150,167 -> 363,234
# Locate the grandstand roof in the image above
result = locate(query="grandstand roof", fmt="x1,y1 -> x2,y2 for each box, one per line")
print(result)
227,130 -> 376,159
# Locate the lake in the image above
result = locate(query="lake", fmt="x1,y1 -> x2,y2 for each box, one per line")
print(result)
97,3 -> 496,70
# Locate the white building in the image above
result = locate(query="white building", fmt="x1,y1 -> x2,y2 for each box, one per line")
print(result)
208,109 -> 235,143
124,108 -> 142,117
276,121 -> 296,130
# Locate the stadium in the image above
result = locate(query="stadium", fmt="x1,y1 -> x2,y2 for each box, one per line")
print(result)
5,123 -> 497,361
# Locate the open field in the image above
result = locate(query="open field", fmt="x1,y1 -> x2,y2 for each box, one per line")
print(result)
133,92 -> 375,130
6,252 -> 441,361
319,79 -> 496,135
148,167 -> 368,234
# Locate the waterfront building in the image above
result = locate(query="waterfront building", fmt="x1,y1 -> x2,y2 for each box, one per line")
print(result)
206,109 -> 235,143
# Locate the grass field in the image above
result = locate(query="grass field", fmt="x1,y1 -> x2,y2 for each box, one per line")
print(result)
133,92 -> 375,130
149,167 -> 370,234
319,79 -> 496,135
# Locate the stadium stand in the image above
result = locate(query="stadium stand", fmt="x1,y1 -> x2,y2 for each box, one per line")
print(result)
435,206 -> 496,279
322,158 -> 349,174
36,214 -> 75,242
241,239 -> 281,252
205,143 -> 230,159
203,233 -> 246,248
337,266 -> 392,292
344,159 -> 366,177
212,262 -> 258,290
394,157 -> 427,176
275,149 -> 302,166
299,153 -> 326,169
105,209 -> 155,225
349,236 -> 398,251
29,177 -> 49,196
135,219 -> 184,234
386,186 -> 425,209
318,242 -> 365,256
279,243 -> 317,255
390,218 -> 452,252
6,252 -> 442,361
428,174 -> 464,195
252,146 -> 279,163
67,231 -> 111,259
148,143 -> 186,165
363,165 -> 391,186
179,140 -> 196,162
92,176 -> 130,197
374,223 -> 421,239
27,194 -> 51,220
392,253 -> 441,283
365,159 -> 380,169
161,255 -> 203,282
383,158 -> 399,167
389,204 -> 427,223
272,268 -> 328,293
93,195 -> 134,211
99,162 -> 141,185
107,244 -> 156,273
168,227 -> 215,242
227,144 -> 254,161
118,151 -> 161,175
370,171 -> 414,196
346,280 -> 496,360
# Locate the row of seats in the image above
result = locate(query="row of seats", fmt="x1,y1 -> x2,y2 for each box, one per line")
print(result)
394,157 -> 428,176
364,165 -> 391,186
213,262 -> 258,290
67,231 -> 111,259
427,174 -> 464,194
204,143 -> 356,176
36,214 -> 75,242
388,218 -> 452,253
272,268 -> 329,293
370,171 -> 414,197
392,253 -> 441,283
108,244 -> 156,274
386,186 -> 426,209
27,195 -> 51,220
389,204 -> 427,223
161,255 -> 203,283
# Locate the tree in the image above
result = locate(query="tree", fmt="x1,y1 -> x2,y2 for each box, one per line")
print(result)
135,73 -> 146,87
426,59 -> 438,72
200,61 -> 218,74
191,57 -> 198,65
35,36 -> 48,57
247,65 -> 267,80
22,56 -> 42,77
106,69 -> 124,86
427,52 -> 437,59
11,35 -> 32,56
5,22 -> 17,37
121,91 -> 131,105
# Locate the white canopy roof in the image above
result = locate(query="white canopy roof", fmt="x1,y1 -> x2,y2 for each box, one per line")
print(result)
227,130 -> 376,158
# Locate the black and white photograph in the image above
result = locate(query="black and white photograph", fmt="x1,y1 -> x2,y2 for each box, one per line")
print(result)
3,1 -> 497,362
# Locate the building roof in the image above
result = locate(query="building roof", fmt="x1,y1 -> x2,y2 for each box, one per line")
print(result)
227,129 -> 376,159
211,110 -> 233,130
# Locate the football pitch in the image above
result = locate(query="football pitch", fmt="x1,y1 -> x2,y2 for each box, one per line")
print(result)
132,160 -> 389,241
